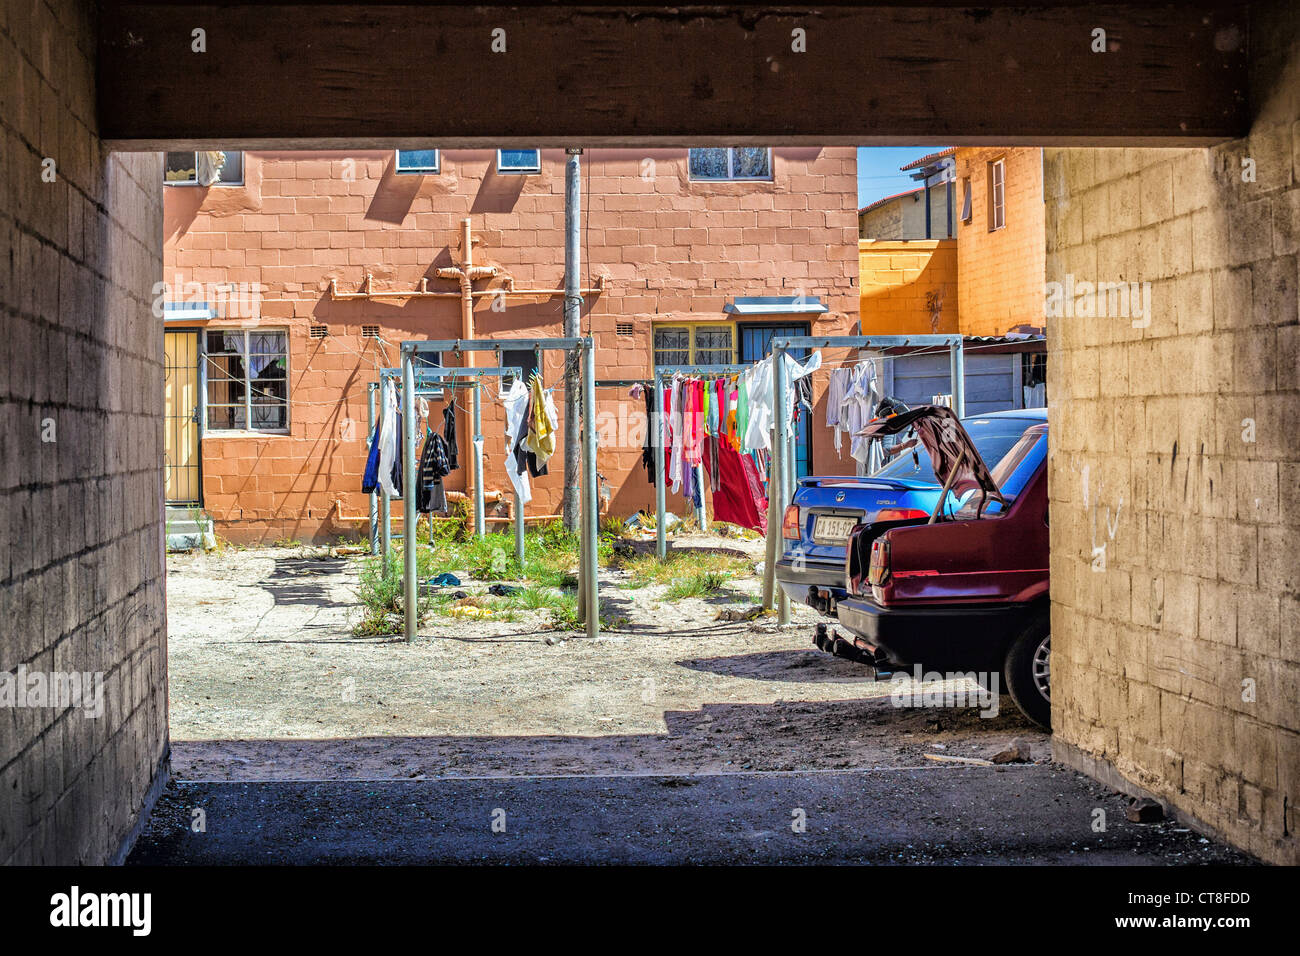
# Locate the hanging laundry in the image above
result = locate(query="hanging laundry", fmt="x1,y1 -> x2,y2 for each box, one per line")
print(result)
442,402 -> 459,471
669,374 -> 684,494
639,387 -> 657,483
416,429 -> 452,513
703,433 -> 767,534
501,378 -> 533,506
361,420 -> 382,494
377,379 -> 402,498
522,372 -> 557,464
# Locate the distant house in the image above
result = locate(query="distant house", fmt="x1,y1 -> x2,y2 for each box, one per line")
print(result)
161,147 -> 860,542
859,146 -> 1047,415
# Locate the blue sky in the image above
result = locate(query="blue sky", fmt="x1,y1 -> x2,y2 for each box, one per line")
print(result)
857,147 -> 950,210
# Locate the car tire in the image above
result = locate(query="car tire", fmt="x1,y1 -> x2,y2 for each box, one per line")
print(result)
1003,615 -> 1051,730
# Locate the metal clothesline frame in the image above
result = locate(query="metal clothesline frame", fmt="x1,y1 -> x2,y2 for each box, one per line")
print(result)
763,334 -> 966,624
651,364 -> 755,560
399,337 -> 599,643
372,365 -> 523,570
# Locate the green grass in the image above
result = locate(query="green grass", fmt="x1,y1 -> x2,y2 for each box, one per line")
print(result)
663,570 -> 729,600
616,549 -> 752,589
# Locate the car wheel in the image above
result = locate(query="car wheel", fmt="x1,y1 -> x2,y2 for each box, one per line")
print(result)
1004,616 -> 1051,730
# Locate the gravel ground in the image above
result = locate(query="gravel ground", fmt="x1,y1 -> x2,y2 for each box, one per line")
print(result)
165,538 -> 1050,781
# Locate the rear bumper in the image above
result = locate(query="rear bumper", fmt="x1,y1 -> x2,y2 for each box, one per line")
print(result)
835,596 -> 1037,672
775,555 -> 846,615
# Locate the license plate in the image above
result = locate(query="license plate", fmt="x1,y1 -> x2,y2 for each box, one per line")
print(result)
813,515 -> 857,543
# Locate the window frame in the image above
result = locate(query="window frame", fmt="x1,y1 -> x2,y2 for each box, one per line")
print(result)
164,151 -> 244,187
202,328 -> 291,435
496,149 -> 542,174
687,147 -> 774,182
961,176 -> 973,223
988,159 -> 1006,231
653,322 -> 738,367
395,149 -> 440,174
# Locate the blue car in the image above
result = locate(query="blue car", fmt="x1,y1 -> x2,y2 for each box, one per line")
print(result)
774,407 -> 1048,616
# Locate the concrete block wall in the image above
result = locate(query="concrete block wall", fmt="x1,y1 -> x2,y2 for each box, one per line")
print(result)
0,0 -> 168,864
164,147 -> 859,541
858,239 -> 959,334
1044,8 -> 1300,865
955,147 -> 1046,337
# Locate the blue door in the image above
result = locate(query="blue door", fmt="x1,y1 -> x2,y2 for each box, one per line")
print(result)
739,323 -> 811,478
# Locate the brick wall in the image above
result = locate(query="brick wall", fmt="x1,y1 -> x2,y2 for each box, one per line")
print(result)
1,0 -> 168,863
955,147 -> 1046,337
1045,9 -> 1300,865
858,239 -> 959,334
164,148 -> 859,541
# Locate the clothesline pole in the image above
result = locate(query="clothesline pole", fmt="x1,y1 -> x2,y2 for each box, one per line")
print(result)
380,386 -> 392,568
772,344 -> 792,625
401,351 -> 419,642
513,489 -> 525,566
367,384 -> 379,556
581,338 -> 600,639
472,382 -> 485,537
950,337 -> 966,418
694,463 -> 707,530
761,423 -> 780,610
653,376 -> 667,561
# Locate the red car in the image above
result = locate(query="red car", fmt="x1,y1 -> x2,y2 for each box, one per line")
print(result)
822,406 -> 1052,727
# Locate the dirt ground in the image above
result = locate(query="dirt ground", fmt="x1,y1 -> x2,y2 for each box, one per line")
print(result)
166,535 -> 1051,782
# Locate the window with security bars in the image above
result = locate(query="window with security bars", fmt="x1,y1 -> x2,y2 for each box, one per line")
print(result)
653,324 -> 735,367
688,148 -> 772,181
204,329 -> 289,432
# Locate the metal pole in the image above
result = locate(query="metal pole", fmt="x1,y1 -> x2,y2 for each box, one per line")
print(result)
402,351 -> 418,643
514,490 -> 525,566
472,382 -> 485,537
950,337 -> 966,418
653,375 -> 667,561
367,384 -> 378,554
762,423 -> 780,611
773,347 -> 791,625
561,147 -> 583,530
582,340 -> 599,639
693,463 -> 707,530
380,383 -> 392,567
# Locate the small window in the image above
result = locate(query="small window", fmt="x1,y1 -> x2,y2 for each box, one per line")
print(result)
688,148 -> 772,181
165,151 -> 243,186
361,325 -> 380,338
497,149 -> 541,174
395,149 -> 440,174
653,327 -> 691,368
616,322 -> 635,337
961,176 -> 973,223
988,159 -> 1006,231
501,348 -> 539,388
309,325 -> 329,339
653,324 -> 735,367
204,329 -> 289,432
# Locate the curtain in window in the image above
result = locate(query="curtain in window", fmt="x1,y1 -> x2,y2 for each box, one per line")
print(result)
195,151 -> 227,187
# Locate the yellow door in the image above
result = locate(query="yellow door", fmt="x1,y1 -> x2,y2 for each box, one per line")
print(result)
164,331 -> 201,503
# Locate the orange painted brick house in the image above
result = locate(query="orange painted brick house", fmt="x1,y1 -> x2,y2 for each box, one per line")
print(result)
162,148 -> 859,543
855,147 -> 1047,413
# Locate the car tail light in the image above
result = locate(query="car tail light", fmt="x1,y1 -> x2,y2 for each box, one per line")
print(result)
868,537 -> 891,586
875,508 -> 928,522
782,504 -> 800,540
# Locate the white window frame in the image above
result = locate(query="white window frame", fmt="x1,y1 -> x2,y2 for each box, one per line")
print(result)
497,149 -> 541,174
687,147 -> 774,182
164,151 -> 244,187
961,176 -> 973,223
988,159 -> 1006,231
202,328 -> 290,435
395,149 -> 440,174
